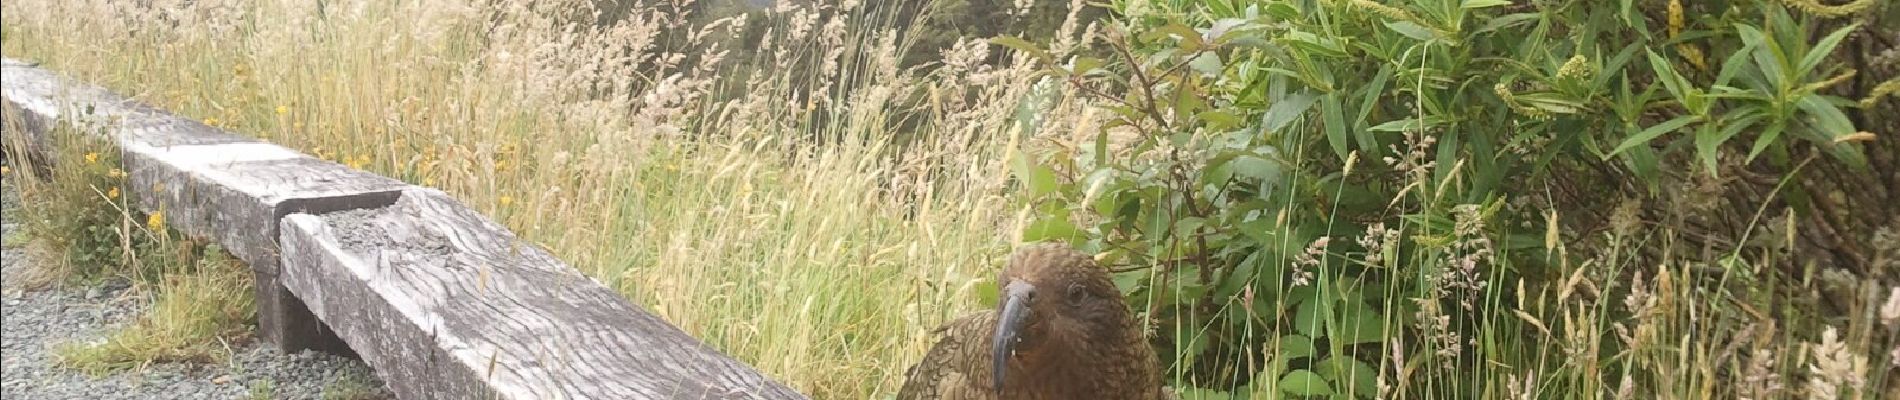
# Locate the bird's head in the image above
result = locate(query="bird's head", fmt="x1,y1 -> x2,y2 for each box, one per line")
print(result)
990,242 -> 1130,392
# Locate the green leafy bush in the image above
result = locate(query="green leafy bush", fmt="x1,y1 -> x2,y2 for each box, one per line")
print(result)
1001,0 -> 1891,397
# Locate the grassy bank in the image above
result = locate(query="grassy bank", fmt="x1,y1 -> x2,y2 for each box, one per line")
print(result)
1,0 -> 1079,396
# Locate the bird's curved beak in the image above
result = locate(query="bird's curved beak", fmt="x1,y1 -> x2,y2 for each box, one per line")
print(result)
991,280 -> 1035,393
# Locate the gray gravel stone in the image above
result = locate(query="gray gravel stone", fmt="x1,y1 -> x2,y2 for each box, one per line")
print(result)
2,174 -> 392,399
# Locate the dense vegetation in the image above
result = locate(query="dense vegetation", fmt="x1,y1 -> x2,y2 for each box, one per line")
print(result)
2,0 -> 1894,398
1001,0 -> 1897,397
3,121 -> 259,376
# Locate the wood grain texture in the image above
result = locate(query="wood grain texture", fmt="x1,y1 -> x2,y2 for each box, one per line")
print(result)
120,144 -> 405,355
0,57 -> 399,269
1,58 -> 184,151
124,145 -> 407,270
3,57 -> 406,355
279,187 -> 808,400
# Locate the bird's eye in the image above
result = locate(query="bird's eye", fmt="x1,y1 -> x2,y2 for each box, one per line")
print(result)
1066,283 -> 1087,303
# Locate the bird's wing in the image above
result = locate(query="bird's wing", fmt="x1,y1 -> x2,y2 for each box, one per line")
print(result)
896,311 -> 998,400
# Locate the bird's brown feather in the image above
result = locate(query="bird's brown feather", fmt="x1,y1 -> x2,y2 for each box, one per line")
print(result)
896,312 -> 998,400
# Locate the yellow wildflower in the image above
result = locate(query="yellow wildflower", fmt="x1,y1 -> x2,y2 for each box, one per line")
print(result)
1667,0 -> 1684,37
499,196 -> 515,207
84,152 -> 99,164
275,105 -> 289,115
147,210 -> 166,231
204,117 -> 221,127
107,187 -> 120,199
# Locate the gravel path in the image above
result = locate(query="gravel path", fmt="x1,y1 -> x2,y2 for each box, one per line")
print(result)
1,176 -> 392,400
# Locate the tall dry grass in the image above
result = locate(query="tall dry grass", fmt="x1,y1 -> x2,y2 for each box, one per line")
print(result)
1,0 -> 1102,396
13,1 -> 1893,398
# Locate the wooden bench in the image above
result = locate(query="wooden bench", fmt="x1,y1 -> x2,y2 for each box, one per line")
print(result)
3,58 -> 807,400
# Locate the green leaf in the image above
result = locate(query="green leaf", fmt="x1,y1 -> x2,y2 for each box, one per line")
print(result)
1175,387 -> 1235,400
1515,93 -> 1586,115
1608,115 -> 1700,158
1692,123 -> 1725,175
1112,271 -> 1146,294
1735,24 -> 1788,90
1475,13 -> 1539,36
1748,121 -> 1784,161
1177,331 -> 1213,362
1069,56 -> 1105,76
1238,215 -> 1278,245
1143,23 -> 1206,51
1384,21 -> 1438,41
1278,370 -> 1336,396
1022,215 -> 1083,243
1198,111 -> 1242,132
1794,95 -> 1855,139
1367,115 -> 1447,133
1263,90 -> 1320,134
1644,48 -> 1691,103
1281,30 -> 1348,58
1277,334 -> 1318,360
1206,18 -> 1251,44
1294,297 -> 1327,338
1716,41 -> 1758,87
1462,0 -> 1512,8
1315,357 -> 1380,397
989,36 -> 1051,62
1322,93 -> 1349,159
1798,23 -> 1858,78
1623,141 -> 1662,188
1263,2 -> 1301,20
1697,110 -> 1765,174
1189,52 -> 1224,76
1794,96 -> 1869,168
1215,258 -> 1258,299
1012,152 -> 1061,197
1231,155 -> 1283,183
1331,302 -> 1387,345
1368,119 -> 1416,132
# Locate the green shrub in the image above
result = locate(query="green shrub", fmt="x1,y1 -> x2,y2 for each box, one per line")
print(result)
1003,0 -> 1892,397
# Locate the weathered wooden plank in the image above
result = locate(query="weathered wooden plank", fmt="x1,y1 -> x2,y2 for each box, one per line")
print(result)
122,142 -> 409,354
3,57 -> 263,170
279,188 -> 809,400
1,59 -> 177,152
7,57 -> 810,399
2,58 -> 407,355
